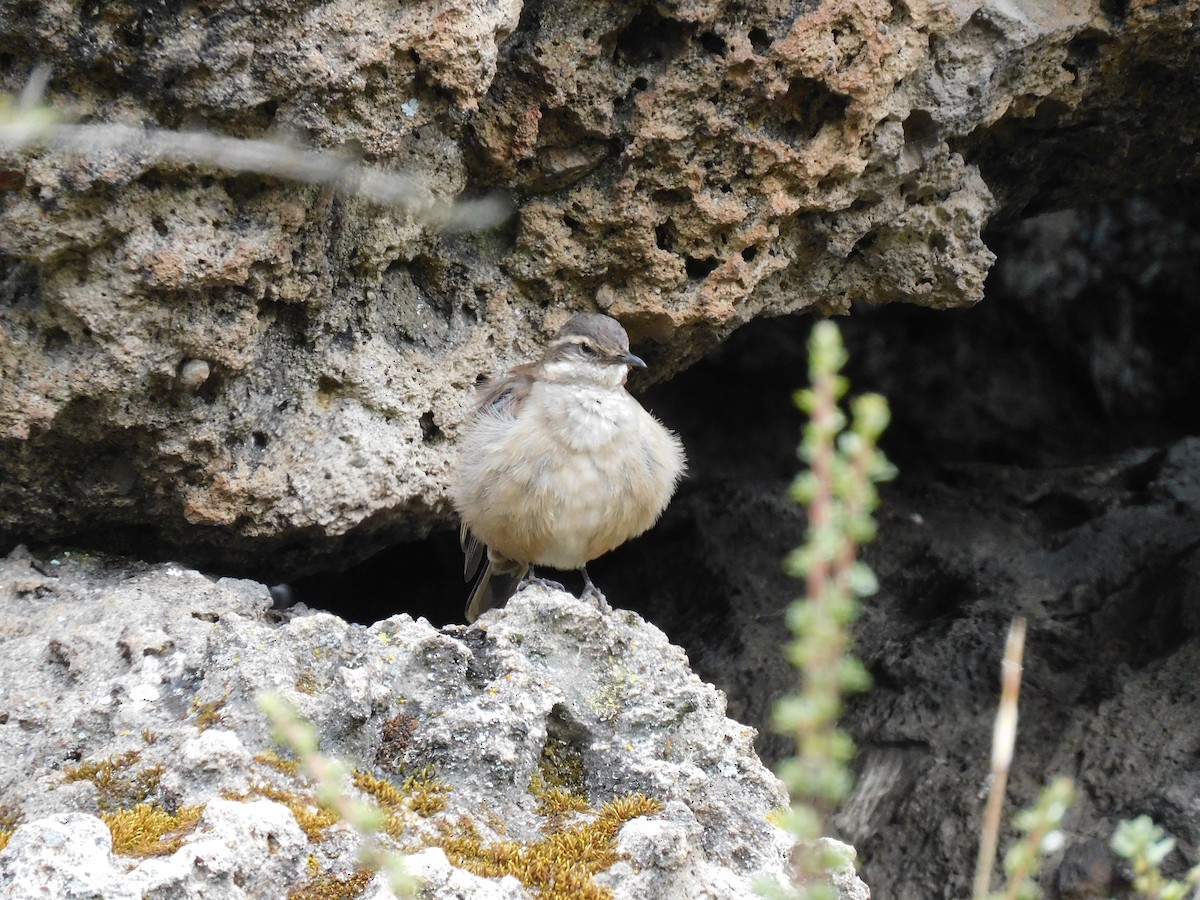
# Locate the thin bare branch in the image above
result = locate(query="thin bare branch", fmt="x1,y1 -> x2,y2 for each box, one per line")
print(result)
973,617 -> 1028,900
16,65 -> 50,110
0,88 -> 511,232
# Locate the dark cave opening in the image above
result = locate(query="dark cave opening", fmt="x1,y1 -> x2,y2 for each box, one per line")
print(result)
284,196 -> 1200,641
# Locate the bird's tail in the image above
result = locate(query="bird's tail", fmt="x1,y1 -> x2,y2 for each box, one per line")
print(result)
465,559 -> 528,623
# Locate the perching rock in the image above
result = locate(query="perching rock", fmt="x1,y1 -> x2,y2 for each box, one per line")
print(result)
0,547 -> 866,899
1,0 -> 1198,572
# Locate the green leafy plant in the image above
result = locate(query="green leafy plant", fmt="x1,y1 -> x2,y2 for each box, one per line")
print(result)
763,320 -> 895,899
259,694 -> 416,897
989,776 -> 1074,900
758,320 -> 1200,900
1112,815 -> 1200,900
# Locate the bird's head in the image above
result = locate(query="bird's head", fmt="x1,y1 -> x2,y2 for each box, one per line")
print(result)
540,314 -> 647,387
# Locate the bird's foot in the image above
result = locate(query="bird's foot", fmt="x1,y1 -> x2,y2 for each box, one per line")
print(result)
521,570 -> 566,593
581,584 -> 610,612
578,566 -> 610,612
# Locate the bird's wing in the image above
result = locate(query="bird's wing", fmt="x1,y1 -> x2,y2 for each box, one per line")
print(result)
460,522 -> 486,582
475,363 -> 537,416
465,557 -> 529,624
459,362 -> 537,585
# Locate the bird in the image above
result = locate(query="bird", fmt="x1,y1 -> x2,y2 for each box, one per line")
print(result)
452,313 -> 687,623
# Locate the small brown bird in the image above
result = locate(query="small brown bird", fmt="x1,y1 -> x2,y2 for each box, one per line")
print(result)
453,314 -> 687,623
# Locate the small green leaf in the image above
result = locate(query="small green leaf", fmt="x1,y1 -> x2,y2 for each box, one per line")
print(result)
847,562 -> 879,597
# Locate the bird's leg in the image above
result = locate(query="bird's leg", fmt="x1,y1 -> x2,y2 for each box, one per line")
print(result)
579,566 -> 609,611
520,567 -> 566,592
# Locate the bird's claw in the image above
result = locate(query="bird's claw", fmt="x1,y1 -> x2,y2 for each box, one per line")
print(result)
581,584 -> 610,612
521,575 -> 566,593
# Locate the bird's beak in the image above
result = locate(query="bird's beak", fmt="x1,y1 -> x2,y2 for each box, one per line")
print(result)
618,351 -> 647,369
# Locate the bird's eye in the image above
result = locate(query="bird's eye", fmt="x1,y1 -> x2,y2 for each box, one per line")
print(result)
579,341 -> 597,355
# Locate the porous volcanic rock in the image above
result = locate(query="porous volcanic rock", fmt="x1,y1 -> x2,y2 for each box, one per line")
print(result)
2,0 -> 1198,571
0,547 -> 865,899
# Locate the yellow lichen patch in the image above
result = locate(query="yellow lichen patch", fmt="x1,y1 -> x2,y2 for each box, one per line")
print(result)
63,750 -> 164,812
102,803 -> 204,857
255,750 -> 301,777
287,868 -> 372,900
588,665 -> 637,723
0,829 -> 11,853
434,792 -> 663,900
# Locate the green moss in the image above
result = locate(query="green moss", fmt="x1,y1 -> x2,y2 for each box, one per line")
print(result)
351,767 -> 451,838
403,767 -> 451,818
352,770 -> 407,808
287,868 -> 373,900
533,786 -> 591,818
434,793 -> 662,900
529,735 -> 589,819
533,736 -> 586,795
255,749 -> 301,777
102,802 -> 204,856
0,804 -> 17,855
234,783 -> 339,842
0,804 -> 21,832
62,750 -> 164,812
191,695 -> 229,730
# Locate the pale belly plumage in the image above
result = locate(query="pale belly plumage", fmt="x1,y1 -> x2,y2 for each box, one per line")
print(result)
453,381 -> 685,569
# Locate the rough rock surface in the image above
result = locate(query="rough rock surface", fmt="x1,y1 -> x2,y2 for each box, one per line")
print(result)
0,548 -> 865,899
2,0 -> 1198,571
